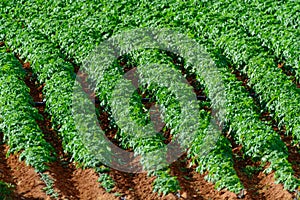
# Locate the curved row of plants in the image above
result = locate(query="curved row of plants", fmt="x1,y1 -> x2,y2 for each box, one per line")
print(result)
0,46 -> 59,197
91,58 -> 182,195
0,46 -> 54,171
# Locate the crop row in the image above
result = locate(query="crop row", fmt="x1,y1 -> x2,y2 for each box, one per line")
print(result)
0,46 -> 54,172
0,46 -> 59,196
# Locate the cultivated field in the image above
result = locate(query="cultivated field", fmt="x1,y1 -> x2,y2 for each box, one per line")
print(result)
0,0 -> 299,199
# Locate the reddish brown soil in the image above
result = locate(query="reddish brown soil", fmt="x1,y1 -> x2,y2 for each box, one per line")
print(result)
1,141 -> 296,200
0,143 -> 50,200
108,157 -> 239,200
50,165 -> 116,200
232,146 -> 294,200
0,141 -> 116,200
171,155 -> 238,200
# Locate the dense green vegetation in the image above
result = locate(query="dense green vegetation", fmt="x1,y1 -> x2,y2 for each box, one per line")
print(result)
0,0 -> 299,198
